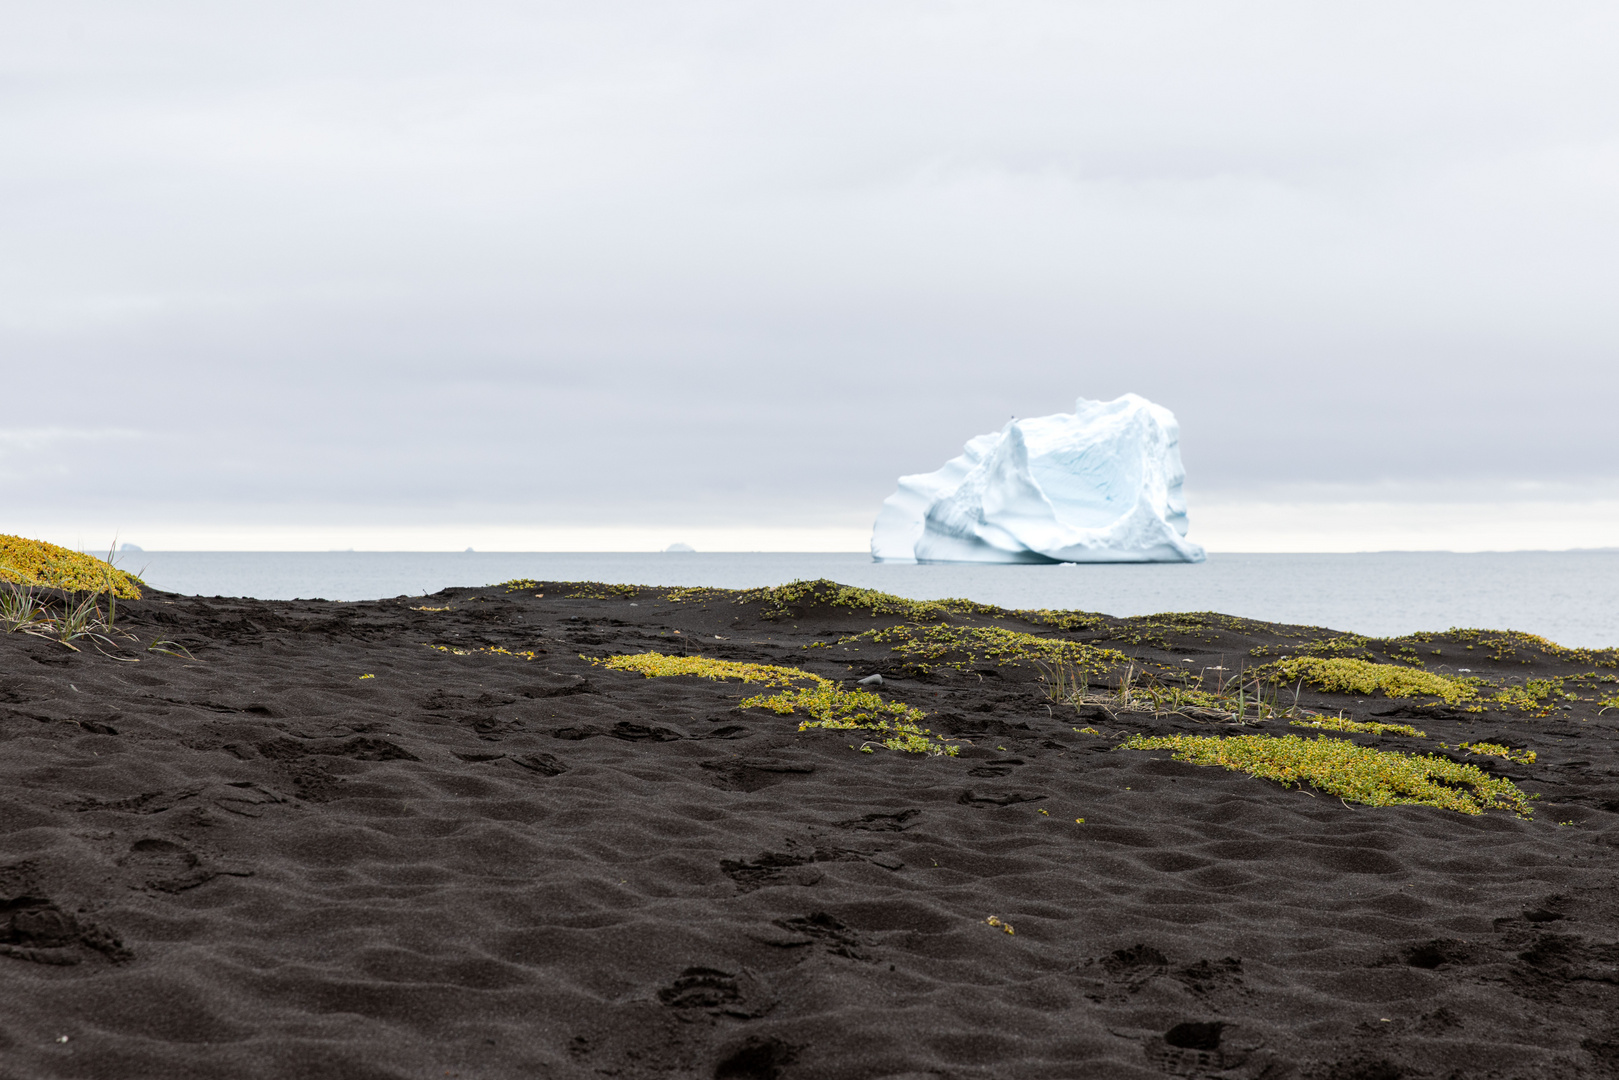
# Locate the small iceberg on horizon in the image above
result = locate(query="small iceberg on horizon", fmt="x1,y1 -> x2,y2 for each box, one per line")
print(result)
871,393 -> 1206,564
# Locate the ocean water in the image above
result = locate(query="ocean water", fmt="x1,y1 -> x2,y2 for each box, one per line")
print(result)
118,550 -> 1619,648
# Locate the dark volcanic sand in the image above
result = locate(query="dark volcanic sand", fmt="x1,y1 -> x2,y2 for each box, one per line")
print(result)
2,582 -> 1618,1080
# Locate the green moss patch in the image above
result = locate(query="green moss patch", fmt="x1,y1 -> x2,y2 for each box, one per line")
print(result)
837,623 -> 1127,677
738,578 -> 1002,623
1121,732 -> 1534,817
598,652 -> 956,755
1452,740 -> 1537,766
1290,716 -> 1426,738
1266,657 -> 1473,704
0,535 -> 142,600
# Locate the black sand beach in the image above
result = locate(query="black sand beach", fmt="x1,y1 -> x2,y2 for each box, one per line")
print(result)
3,579 -> 1618,1079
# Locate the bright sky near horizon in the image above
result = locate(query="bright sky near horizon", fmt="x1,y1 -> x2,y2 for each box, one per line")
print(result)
4,2 -> 1618,552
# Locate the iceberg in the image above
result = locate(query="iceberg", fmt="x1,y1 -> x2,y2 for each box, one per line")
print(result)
871,393 -> 1206,564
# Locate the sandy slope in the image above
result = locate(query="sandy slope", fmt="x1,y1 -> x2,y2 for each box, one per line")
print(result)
1,582 -> 1617,1080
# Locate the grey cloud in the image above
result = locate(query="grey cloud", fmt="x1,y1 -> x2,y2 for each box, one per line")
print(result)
4,1 -> 1617,530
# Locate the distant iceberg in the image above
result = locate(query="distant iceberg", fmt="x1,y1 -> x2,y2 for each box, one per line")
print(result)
871,394 -> 1206,564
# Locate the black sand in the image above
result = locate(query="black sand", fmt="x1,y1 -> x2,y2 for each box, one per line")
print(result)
2,581 -> 1618,1079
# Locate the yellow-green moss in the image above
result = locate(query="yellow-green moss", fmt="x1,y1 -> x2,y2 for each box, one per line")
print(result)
0,535 -> 142,600
662,586 -> 721,604
1437,628 -> 1618,668
738,578 -> 1002,622
426,643 -> 543,661
598,651 -> 956,755
1265,657 -> 1474,704
600,653 -> 808,687
1453,740 -> 1537,765
1121,732 -> 1534,817
1106,613 -> 1219,650
566,582 -> 643,600
734,577 -> 1106,631
499,578 -> 639,599
1290,634 -> 1378,659
1290,716 -> 1426,738
840,624 -> 1127,676
1454,676 -> 1563,717
1017,609 -> 1106,632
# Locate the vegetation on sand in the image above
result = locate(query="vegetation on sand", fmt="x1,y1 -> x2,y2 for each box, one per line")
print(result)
1121,733 -> 1535,817
0,535 -> 142,599
1452,741 -> 1537,766
839,624 -> 1126,676
1289,716 -> 1426,738
426,643 -> 544,661
1044,659 -> 1308,724
0,536 -> 178,657
599,652 -> 957,755
739,579 -> 1002,623
1264,657 -> 1474,704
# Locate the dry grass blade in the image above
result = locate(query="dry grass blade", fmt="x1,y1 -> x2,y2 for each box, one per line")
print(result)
147,639 -> 199,661
1034,658 -> 1087,705
1044,658 -> 1306,726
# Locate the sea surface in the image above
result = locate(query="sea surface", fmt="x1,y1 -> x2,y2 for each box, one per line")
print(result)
117,550 -> 1619,648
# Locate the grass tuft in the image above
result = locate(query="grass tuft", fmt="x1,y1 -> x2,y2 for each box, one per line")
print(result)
1044,659 -> 1306,724
0,580 -> 52,634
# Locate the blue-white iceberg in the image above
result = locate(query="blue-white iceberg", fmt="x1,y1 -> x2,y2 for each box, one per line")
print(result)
871,394 -> 1205,564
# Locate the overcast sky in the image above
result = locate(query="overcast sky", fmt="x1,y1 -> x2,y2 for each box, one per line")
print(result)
4,2 -> 1617,549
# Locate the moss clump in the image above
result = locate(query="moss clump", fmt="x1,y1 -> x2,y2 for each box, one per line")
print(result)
840,623 -> 1127,677
1121,733 -> 1534,817
600,652 -> 808,687
599,651 -> 956,755
738,578 -> 1003,623
733,578 -> 1103,630
1266,657 -> 1474,704
662,586 -> 721,604
565,582 -> 642,600
1021,609 -> 1106,631
1445,675 -> 1570,717
1453,740 -> 1537,765
1441,628 -> 1618,668
1290,716 -> 1426,738
0,535 -> 142,600
426,644 -> 543,661
1290,633 -> 1379,659
1105,613 -> 1221,650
